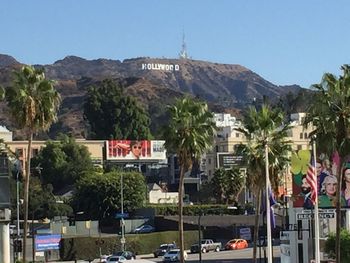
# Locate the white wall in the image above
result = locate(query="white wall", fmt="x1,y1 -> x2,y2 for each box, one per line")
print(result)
149,191 -> 178,204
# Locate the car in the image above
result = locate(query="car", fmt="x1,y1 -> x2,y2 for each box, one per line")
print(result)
163,249 -> 187,262
153,243 -> 177,258
190,239 -> 222,253
106,255 -> 127,263
100,255 -> 111,263
224,239 -> 248,250
113,251 -> 136,260
133,224 -> 155,234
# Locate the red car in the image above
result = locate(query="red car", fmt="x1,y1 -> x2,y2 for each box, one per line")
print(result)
224,239 -> 248,250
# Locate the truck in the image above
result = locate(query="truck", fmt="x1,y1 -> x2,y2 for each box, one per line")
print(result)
190,239 -> 222,253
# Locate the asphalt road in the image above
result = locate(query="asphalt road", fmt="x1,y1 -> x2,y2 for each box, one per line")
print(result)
142,247 -> 281,263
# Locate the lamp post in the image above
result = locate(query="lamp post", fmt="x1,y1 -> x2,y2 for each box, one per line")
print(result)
120,173 -> 125,251
198,212 -> 202,263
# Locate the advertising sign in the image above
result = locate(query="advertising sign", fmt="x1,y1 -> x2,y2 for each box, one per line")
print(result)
217,153 -> 244,169
239,227 -> 251,241
106,140 -> 166,161
35,234 -> 61,251
291,150 -> 350,208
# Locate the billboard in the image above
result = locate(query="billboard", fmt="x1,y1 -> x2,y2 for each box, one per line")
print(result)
217,152 -> 244,169
291,149 -> 350,209
35,234 -> 61,251
106,140 -> 166,161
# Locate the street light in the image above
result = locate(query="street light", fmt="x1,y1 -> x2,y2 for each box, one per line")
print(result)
120,173 -> 125,251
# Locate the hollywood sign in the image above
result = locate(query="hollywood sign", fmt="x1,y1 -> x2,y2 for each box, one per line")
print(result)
141,63 -> 180,71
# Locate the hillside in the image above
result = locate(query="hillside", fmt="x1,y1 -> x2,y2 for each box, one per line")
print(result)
0,54 -> 304,139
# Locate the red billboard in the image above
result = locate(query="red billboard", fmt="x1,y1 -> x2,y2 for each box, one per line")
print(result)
106,140 -> 166,161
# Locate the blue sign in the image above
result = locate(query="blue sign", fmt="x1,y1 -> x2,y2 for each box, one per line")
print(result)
115,212 -> 129,219
35,234 -> 61,251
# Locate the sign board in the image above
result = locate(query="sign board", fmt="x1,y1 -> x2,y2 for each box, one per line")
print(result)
0,157 -> 10,208
35,234 -> 61,251
239,227 -> 251,241
217,153 -> 244,169
115,213 -> 129,219
297,212 -> 335,220
106,140 -> 166,161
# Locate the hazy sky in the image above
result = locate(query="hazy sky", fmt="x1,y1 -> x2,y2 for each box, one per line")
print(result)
1,0 -> 350,88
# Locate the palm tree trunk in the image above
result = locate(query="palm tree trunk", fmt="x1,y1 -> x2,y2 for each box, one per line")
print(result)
178,164 -> 185,263
335,157 -> 343,263
253,187 -> 262,263
23,133 -> 33,263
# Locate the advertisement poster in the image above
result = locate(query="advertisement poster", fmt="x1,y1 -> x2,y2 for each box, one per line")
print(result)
291,150 -> 350,208
106,140 -> 166,161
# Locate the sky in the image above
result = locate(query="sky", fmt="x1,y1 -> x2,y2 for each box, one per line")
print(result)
1,0 -> 350,88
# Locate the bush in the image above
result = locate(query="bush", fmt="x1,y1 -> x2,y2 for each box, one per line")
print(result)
325,229 -> 350,262
145,204 -> 244,216
60,230 -> 198,261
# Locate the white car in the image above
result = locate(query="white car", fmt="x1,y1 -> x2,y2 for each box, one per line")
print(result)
106,255 -> 127,262
163,249 -> 187,262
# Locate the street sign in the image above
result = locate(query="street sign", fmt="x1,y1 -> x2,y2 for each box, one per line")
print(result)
115,212 -> 129,219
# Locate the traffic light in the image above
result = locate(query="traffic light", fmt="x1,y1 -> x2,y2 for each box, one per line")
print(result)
14,240 -> 22,253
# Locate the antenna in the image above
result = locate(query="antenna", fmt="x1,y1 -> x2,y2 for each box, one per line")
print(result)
179,30 -> 189,59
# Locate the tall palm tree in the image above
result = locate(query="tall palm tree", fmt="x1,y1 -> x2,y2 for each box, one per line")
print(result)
5,65 -> 61,262
304,65 -> 350,262
235,104 -> 291,263
164,97 -> 216,263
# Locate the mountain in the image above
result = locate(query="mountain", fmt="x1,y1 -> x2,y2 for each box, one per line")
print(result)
0,54 -> 304,139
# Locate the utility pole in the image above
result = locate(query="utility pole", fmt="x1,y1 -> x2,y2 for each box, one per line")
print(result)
121,174 -> 125,251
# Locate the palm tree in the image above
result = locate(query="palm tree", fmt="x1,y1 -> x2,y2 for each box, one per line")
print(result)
235,104 -> 291,263
304,65 -> 350,262
164,97 -> 216,263
5,65 -> 61,262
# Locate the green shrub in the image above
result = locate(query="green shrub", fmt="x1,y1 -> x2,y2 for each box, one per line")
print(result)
60,230 -> 198,261
325,229 -> 350,262
145,204 -> 244,216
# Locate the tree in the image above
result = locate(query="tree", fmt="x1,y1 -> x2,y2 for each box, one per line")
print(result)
235,104 -> 291,263
72,170 -> 147,219
164,97 -> 216,263
304,65 -> 350,262
211,167 -> 245,204
84,79 -> 151,140
5,65 -> 61,262
32,135 -> 94,192
29,177 -> 73,219
325,229 -> 350,263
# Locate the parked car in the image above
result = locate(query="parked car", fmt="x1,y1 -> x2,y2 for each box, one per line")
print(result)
113,251 -> 136,260
154,243 -> 177,258
133,224 -> 155,234
106,255 -> 127,262
190,239 -> 222,253
163,249 -> 187,262
224,239 -> 248,250
100,255 -> 111,262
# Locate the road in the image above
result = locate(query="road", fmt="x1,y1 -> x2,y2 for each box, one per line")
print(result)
142,247 -> 281,263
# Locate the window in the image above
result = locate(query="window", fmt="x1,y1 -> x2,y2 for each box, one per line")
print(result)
208,170 -> 212,177
236,133 -> 239,138
32,148 -> 39,157
299,133 -> 303,139
304,132 -> 307,139
208,158 -> 211,165
15,148 -> 24,158
297,145 -> 302,150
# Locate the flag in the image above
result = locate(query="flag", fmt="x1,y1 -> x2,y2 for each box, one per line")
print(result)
306,158 -> 317,205
261,186 -> 277,229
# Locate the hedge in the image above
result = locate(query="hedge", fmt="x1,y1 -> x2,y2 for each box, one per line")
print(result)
144,204 -> 245,216
60,230 -> 199,261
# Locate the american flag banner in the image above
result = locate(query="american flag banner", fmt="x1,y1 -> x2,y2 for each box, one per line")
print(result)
306,157 -> 317,205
